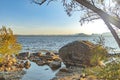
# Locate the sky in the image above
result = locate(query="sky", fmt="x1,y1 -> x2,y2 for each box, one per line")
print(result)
0,0 -> 109,35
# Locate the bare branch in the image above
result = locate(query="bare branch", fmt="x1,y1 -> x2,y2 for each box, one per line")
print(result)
91,0 -> 95,6
32,0 -> 47,5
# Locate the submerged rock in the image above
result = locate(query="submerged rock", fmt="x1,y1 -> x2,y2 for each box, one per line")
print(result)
29,51 -> 62,69
59,40 -> 96,67
49,61 -> 61,70
52,66 -> 82,80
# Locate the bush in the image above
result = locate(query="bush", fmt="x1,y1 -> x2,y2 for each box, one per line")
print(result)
83,62 -> 120,80
83,35 -> 120,80
0,26 -> 21,63
90,45 -> 108,66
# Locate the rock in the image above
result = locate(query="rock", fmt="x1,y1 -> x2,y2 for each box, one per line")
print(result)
24,61 -> 31,69
49,61 -> 61,70
37,52 -> 42,57
36,61 -> 46,66
45,68 -> 49,70
28,51 -> 62,68
59,67 -> 69,72
32,52 -> 42,57
29,53 -> 40,61
80,73 -> 86,78
18,62 -> 24,68
54,52 -> 59,55
17,52 -> 30,60
0,77 -> 5,80
59,40 -> 96,67
46,52 -> 55,56
52,55 -> 61,61
0,70 -> 26,80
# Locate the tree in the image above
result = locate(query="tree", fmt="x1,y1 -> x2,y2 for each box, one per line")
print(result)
32,0 -> 120,48
0,26 -> 21,62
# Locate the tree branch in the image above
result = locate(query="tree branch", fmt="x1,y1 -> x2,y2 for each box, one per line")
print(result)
75,0 -> 120,29
32,0 -> 47,5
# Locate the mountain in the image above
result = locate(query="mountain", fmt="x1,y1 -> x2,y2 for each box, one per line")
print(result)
74,33 -> 90,37
102,32 -> 120,36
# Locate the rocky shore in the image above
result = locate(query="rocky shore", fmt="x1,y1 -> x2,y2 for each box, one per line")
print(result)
16,40 -> 104,80
1,40 -> 119,80
17,50 -> 62,70
0,70 -> 26,80
0,55 -> 30,80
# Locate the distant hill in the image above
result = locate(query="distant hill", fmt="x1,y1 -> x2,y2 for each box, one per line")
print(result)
74,33 -> 90,37
16,32 -> 120,37
102,32 -> 120,36
74,32 -> 120,37
101,32 -> 112,36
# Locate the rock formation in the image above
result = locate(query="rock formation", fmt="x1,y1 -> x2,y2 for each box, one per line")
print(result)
59,40 -> 107,67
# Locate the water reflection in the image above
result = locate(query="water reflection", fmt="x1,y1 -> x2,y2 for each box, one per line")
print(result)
22,62 -> 58,80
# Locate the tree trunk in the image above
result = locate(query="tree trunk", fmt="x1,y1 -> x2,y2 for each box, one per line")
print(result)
103,19 -> 120,48
75,0 -> 120,48
75,0 -> 120,29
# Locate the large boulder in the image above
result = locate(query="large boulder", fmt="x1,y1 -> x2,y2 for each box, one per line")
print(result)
59,40 -> 106,67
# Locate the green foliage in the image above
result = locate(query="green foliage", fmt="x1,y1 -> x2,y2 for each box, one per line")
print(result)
89,35 -> 108,66
90,45 -> 108,66
84,62 -> 120,80
0,26 -> 21,62
83,35 -> 120,80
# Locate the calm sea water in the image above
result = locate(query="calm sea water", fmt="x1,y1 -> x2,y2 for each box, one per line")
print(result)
17,36 -> 120,80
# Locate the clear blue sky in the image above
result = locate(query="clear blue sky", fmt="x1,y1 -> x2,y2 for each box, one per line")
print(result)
0,0 -> 109,35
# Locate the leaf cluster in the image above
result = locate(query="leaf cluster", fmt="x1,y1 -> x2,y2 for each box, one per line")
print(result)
84,62 -> 120,80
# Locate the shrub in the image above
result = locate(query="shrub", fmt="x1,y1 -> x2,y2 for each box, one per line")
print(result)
90,45 -> 108,66
83,62 -> 120,80
83,35 -> 120,80
0,26 -> 21,63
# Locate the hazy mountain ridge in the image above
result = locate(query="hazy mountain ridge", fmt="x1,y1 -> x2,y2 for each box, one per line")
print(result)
16,32 -> 120,37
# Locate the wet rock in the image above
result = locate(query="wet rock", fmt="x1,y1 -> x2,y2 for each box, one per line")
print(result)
37,52 -> 42,57
17,52 -> 30,60
36,61 -> 46,66
54,52 -> 59,55
46,52 -> 55,56
52,55 -> 61,61
49,61 -> 61,70
18,61 -> 24,68
29,51 -> 62,69
59,67 -> 69,72
24,61 -> 31,69
59,40 -> 96,67
29,52 -> 43,61
45,68 -> 49,70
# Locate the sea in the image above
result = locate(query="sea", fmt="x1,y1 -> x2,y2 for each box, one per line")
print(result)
16,35 -> 120,80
